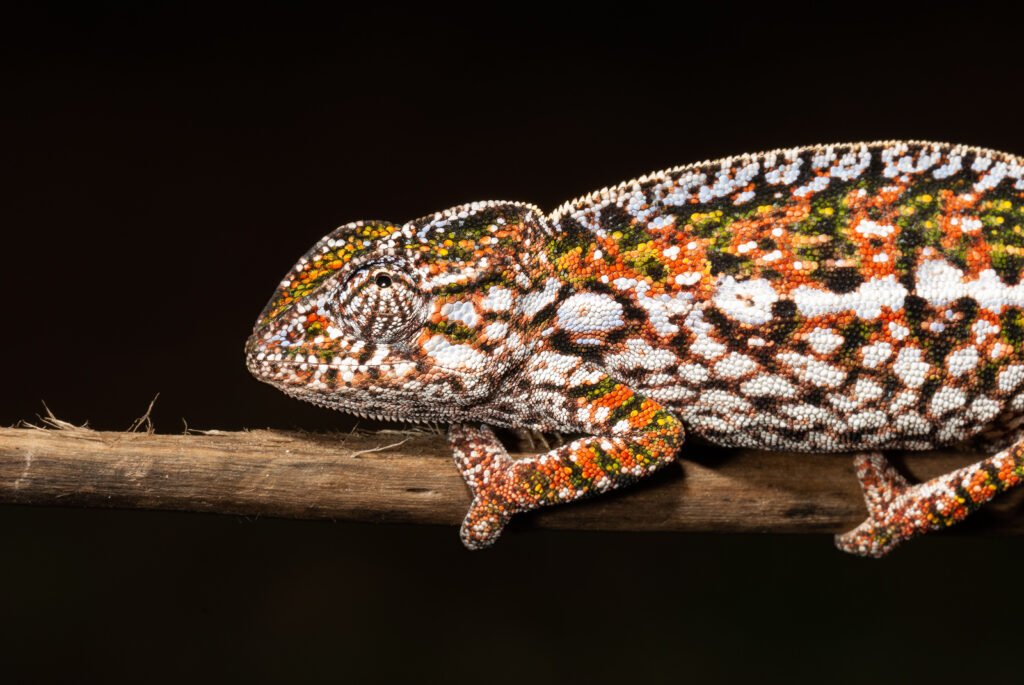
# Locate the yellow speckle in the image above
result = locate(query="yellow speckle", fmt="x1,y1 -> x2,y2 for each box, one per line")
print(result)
919,194 -> 933,203
757,205 -> 773,215
438,248 -> 449,256
612,231 -> 623,239
996,216 -> 1005,225
818,206 -> 834,216
924,220 -> 935,229
901,206 -> 915,216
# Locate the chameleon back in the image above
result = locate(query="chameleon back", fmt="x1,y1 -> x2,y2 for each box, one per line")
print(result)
547,141 -> 1024,452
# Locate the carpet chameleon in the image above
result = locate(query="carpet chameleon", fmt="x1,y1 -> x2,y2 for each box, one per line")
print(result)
246,140 -> 1024,557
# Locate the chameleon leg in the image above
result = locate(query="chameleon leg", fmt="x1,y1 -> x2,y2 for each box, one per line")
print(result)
448,424 -> 518,549
448,370 -> 684,549
837,442 -> 1024,557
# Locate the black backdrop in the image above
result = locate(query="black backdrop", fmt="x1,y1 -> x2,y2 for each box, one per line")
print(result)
5,5 -> 1024,683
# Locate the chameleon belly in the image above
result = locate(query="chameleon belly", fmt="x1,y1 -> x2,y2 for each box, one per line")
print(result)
546,141 -> 1024,452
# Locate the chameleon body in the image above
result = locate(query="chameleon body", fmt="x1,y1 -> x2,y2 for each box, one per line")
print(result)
247,140 -> 1024,557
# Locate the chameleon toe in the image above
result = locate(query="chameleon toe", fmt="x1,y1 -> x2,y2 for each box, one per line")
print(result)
460,498 -> 514,550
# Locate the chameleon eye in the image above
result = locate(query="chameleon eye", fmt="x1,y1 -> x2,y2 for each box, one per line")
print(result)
331,263 -> 428,344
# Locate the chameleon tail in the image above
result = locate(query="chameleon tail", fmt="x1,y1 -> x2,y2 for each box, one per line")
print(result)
837,443 -> 1024,557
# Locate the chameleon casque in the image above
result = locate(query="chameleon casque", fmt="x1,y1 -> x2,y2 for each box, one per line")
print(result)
246,140 -> 1024,557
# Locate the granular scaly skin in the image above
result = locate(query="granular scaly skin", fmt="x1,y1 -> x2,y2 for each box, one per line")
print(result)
246,140 -> 1024,556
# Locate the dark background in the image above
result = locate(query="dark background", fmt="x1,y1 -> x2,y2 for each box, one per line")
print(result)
4,4 -> 1024,682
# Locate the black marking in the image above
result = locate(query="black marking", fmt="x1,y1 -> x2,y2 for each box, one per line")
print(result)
978,361 -> 1000,393
903,294 -> 928,334
919,376 -> 943,413
1000,309 -> 1024,354
839,320 -> 871,360
708,251 -> 748,276
993,252 -> 1024,286
704,307 -> 738,338
803,387 -> 827,407
767,300 -> 799,343
819,266 -> 864,294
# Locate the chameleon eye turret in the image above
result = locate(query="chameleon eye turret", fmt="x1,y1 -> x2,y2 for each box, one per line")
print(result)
249,142 -> 1024,556
330,262 -> 428,344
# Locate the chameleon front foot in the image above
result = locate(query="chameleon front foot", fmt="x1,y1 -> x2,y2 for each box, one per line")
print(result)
448,424 -> 519,549
448,370 -> 684,550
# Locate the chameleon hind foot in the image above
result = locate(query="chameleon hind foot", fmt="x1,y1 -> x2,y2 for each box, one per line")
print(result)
835,453 -> 913,558
837,442 -> 1024,558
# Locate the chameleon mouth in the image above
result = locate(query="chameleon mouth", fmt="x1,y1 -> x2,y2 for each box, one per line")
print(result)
277,383 -> 457,424
290,391 -> 425,423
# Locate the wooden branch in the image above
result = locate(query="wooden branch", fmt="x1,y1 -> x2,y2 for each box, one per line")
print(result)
2,424 -> 1023,534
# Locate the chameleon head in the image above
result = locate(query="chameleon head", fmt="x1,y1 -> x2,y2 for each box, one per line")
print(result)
246,201 -> 548,422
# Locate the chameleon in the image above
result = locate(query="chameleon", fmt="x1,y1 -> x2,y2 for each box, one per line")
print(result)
246,140 -> 1024,557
